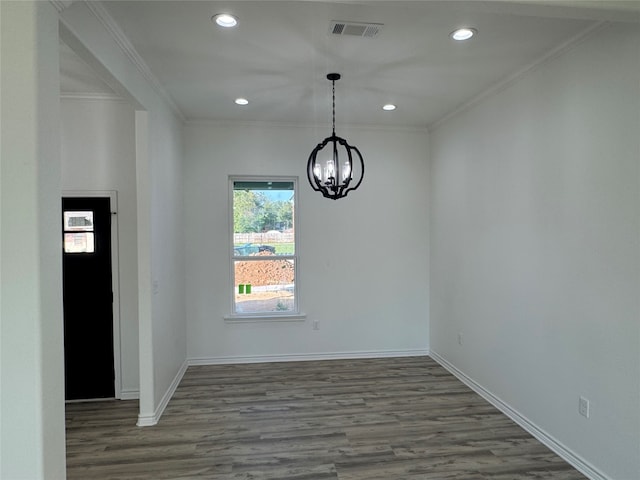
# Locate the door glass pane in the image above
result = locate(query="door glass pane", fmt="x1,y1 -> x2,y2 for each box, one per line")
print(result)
234,258 -> 295,314
64,232 -> 95,253
64,211 -> 94,231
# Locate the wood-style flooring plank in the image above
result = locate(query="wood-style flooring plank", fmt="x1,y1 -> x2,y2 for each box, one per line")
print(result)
66,356 -> 586,480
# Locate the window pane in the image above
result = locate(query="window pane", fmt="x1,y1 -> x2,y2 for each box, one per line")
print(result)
231,177 -> 298,316
64,211 -> 94,231
64,232 -> 95,253
233,181 -> 294,257
234,258 -> 295,314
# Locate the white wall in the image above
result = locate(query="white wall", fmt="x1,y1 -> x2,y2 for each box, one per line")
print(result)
429,23 -> 639,479
60,98 -> 139,396
147,105 -> 186,413
185,123 -> 429,361
0,2 -> 66,478
60,2 -> 186,422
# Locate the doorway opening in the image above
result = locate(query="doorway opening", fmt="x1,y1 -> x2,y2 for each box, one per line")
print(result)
62,192 -> 121,400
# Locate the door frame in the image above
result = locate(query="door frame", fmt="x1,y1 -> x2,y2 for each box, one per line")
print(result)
62,190 -> 123,399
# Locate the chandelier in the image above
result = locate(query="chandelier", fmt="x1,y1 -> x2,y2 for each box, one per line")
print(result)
307,73 -> 365,200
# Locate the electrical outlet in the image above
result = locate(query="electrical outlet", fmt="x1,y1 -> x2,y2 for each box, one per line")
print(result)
457,333 -> 463,345
579,396 -> 590,418
313,320 -> 319,331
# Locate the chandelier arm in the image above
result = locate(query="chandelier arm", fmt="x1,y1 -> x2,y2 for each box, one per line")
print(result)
307,138 -> 331,193
342,145 -> 365,195
343,148 -> 354,189
307,152 -> 321,192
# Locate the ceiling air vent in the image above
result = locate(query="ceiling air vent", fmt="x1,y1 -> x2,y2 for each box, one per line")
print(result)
330,21 -> 383,39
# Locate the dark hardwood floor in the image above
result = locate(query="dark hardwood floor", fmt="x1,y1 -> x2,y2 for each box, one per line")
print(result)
66,356 -> 586,479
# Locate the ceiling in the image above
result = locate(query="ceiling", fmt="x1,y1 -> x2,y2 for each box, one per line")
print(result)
60,1 -> 640,129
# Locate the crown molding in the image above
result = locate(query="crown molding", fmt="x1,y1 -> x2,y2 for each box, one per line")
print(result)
50,0 -> 75,13
82,0 -> 185,122
429,20 -> 610,132
186,118 -> 429,134
60,92 -> 125,102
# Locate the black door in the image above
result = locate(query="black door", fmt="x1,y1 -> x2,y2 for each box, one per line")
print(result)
62,197 -> 115,400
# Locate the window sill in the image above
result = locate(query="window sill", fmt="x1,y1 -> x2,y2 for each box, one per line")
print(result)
224,313 -> 307,323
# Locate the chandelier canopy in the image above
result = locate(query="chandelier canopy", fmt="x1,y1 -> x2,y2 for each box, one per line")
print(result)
307,73 -> 364,200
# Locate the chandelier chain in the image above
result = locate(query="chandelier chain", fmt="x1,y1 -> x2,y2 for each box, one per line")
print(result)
332,79 -> 336,136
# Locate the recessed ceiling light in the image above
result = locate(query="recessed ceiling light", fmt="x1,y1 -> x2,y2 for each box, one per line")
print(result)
382,104 -> 396,111
450,28 -> 476,41
235,98 -> 249,106
212,13 -> 238,28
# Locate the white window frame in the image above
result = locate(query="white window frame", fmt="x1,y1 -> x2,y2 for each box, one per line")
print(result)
225,176 -> 304,322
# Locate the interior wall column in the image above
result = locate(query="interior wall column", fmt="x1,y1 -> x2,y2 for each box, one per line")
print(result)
0,1 -> 66,478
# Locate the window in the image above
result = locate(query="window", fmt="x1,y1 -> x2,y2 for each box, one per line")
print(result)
230,177 -> 298,317
63,211 -> 95,253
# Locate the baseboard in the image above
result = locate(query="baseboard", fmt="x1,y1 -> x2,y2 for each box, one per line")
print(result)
136,359 -> 188,427
119,389 -> 139,400
65,397 -> 115,403
429,350 -> 608,480
188,348 -> 429,366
